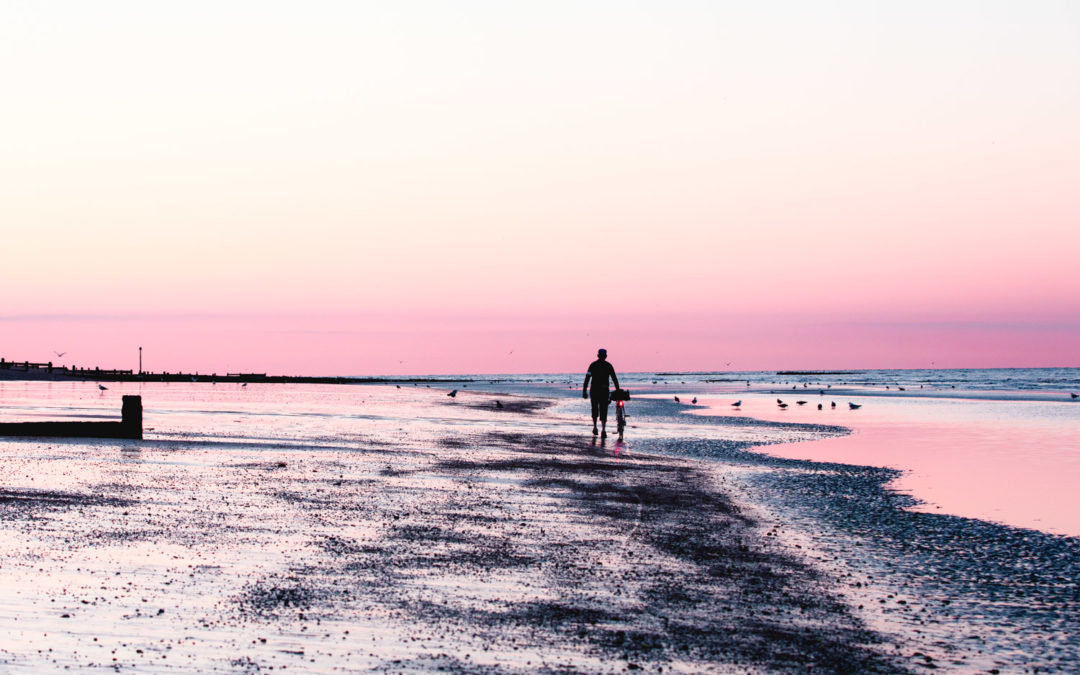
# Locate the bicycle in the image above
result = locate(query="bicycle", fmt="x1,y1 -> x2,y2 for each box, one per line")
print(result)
611,388 -> 630,439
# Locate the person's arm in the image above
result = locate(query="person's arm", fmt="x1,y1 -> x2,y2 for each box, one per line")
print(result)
583,371 -> 591,398
611,368 -> 620,391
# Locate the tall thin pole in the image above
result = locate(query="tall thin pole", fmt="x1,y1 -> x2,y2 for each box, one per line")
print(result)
139,346 -> 142,375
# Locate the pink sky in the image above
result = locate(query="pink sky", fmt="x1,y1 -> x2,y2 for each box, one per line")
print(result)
2,3 -> 1078,375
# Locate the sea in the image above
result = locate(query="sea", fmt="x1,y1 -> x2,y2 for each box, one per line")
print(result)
2,367 -> 1078,537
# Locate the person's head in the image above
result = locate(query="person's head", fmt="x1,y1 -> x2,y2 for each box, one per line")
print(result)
597,348 -> 607,360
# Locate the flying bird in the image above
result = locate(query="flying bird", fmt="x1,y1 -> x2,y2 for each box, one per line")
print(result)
54,351 -> 67,358
447,390 -> 458,398
849,402 -> 862,409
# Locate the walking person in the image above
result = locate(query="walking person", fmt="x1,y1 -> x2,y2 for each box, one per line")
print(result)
583,348 -> 620,438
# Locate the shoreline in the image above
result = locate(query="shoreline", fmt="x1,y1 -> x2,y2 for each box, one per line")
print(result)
0,385 -> 1076,671
0,387 -> 905,672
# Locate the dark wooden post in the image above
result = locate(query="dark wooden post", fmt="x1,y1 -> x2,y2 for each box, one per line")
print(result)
122,395 -> 143,439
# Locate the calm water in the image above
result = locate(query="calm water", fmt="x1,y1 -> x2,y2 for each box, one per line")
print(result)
435,367 -> 1080,536
2,367 -> 1078,537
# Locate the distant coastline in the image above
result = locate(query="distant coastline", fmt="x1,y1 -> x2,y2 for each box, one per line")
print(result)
0,357 -> 468,385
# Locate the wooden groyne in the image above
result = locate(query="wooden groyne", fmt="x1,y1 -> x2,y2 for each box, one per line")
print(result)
0,395 -> 142,440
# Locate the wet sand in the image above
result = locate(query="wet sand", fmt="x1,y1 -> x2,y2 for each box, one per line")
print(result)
0,384 -> 1076,672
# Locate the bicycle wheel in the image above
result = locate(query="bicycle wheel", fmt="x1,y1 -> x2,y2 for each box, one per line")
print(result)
616,404 -> 626,436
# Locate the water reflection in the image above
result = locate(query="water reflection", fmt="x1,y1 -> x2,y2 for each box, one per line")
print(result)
692,394 -> 1080,536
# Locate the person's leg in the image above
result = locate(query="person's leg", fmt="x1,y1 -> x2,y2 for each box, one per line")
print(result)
591,398 -> 600,434
597,392 -> 609,437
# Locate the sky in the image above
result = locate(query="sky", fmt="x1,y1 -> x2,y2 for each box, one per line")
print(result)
2,1 -> 1078,375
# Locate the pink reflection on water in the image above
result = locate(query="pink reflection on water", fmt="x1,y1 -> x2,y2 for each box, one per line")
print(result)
694,395 -> 1080,537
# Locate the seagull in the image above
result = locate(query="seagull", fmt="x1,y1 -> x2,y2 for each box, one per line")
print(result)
796,401 -> 807,405
495,400 -> 504,409
1072,393 -> 1078,399
241,382 -> 247,387
54,351 -> 67,358
447,389 -> 458,398
691,397 -> 697,404
817,403 -> 823,410
849,402 -> 862,409
898,387 -> 906,391
731,400 -> 741,407
777,398 -> 783,404
778,402 -> 788,408
674,396 -> 681,403
831,401 -> 836,408
98,384 -> 108,391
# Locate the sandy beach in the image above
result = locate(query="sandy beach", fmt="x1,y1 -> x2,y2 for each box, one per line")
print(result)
0,381 -> 1077,673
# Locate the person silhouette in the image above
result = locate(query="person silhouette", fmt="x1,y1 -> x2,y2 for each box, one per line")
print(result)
583,348 -> 620,438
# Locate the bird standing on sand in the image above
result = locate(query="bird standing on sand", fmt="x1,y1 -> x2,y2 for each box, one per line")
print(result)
776,398 -> 783,404
98,384 -> 108,391
831,401 -> 836,408
674,396 -> 681,403
691,397 -> 698,404
495,400 -> 503,409
817,403 -> 823,410
796,401 -> 807,405
778,402 -> 788,409
849,402 -> 861,409
447,389 -> 458,398
1072,393 -> 1079,399
731,400 -> 742,407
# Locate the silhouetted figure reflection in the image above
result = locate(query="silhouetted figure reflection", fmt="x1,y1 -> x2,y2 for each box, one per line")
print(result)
583,348 -> 620,439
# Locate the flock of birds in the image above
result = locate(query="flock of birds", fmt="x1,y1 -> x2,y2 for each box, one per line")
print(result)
669,391 -> 1080,410
672,396 -> 861,410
